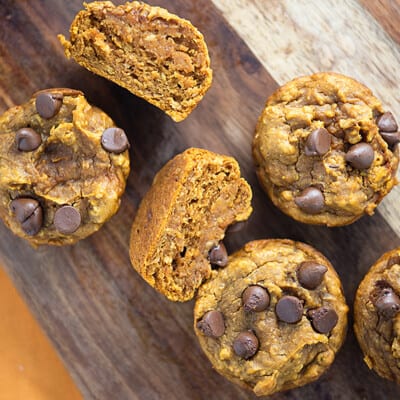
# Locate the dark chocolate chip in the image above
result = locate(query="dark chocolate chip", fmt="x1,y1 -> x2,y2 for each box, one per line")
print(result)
226,220 -> 247,234
345,143 -> 374,169
242,285 -> 270,312
377,112 -> 398,132
294,187 -> 324,214
196,310 -> 225,338
304,128 -> 331,156
209,242 -> 228,267
387,255 -> 400,268
297,261 -> 328,290
54,206 -> 81,234
373,287 -> 400,319
379,131 -> 400,146
15,128 -> 42,151
10,198 -> 43,236
307,307 -> 338,334
35,92 -> 63,119
233,331 -> 259,359
275,295 -> 303,323
101,127 -> 130,153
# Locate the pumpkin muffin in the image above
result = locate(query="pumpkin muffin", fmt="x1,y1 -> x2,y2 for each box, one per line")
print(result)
0,88 -> 130,246
253,72 -> 399,226
59,1 -> 212,122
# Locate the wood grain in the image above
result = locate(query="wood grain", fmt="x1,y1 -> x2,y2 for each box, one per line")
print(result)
0,0 -> 400,399
212,0 -> 400,240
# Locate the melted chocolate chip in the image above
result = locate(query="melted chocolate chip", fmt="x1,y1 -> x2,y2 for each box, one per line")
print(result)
377,112 -> 398,133
209,242 -> 228,267
242,285 -> 270,312
54,206 -> 81,234
373,287 -> 400,320
35,92 -> 63,119
304,128 -> 331,156
275,295 -> 303,323
345,143 -> 374,169
197,310 -> 225,338
10,198 -> 43,236
101,127 -> 130,153
233,331 -> 259,359
16,128 -> 42,151
307,307 -> 338,333
297,261 -> 327,290
226,220 -> 247,234
294,187 -> 325,214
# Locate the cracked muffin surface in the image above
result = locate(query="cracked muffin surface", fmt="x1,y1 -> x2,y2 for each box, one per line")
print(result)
59,0 -> 212,122
194,239 -> 348,396
0,88 -> 130,246
129,148 -> 252,302
253,72 -> 399,226
354,248 -> 400,383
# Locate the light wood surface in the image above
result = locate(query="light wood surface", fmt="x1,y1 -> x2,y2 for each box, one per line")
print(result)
0,0 -> 400,399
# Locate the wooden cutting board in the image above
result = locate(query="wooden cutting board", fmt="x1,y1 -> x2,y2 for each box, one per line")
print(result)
1,1 -> 400,399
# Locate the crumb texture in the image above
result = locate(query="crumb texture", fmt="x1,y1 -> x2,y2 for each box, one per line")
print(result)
59,1 -> 212,121
129,148 -> 252,301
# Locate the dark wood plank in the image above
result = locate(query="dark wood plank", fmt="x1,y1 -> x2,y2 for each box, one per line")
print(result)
0,0 -> 399,399
359,0 -> 400,44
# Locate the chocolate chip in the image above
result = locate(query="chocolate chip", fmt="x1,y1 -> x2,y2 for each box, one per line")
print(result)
101,127 -> 130,153
197,310 -> 225,338
15,128 -> 42,151
345,143 -> 374,169
379,131 -> 400,146
275,295 -> 303,323
373,287 -> 400,319
54,206 -> 81,234
233,331 -> 259,359
294,187 -> 324,214
209,242 -> 228,267
387,255 -> 400,267
242,285 -> 270,312
35,92 -> 63,119
377,112 -> 398,132
226,220 -> 247,234
10,198 -> 43,236
307,307 -> 338,334
297,261 -> 328,290
304,128 -> 331,156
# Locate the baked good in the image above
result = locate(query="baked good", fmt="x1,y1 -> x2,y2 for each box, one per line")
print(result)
253,72 -> 399,226
129,148 -> 252,301
194,239 -> 348,396
59,1 -> 212,122
0,88 -> 130,246
354,248 -> 400,383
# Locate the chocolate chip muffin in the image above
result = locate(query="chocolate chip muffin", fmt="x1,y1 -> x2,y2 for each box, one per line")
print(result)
354,248 -> 400,383
194,239 -> 348,396
253,72 -> 399,226
129,148 -> 252,302
59,1 -> 212,122
0,89 -> 130,246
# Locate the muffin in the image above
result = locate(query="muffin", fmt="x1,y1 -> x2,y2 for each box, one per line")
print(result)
0,88 -> 130,246
59,1 -> 212,122
253,72 -> 399,226
129,148 -> 252,301
354,248 -> 400,383
194,239 -> 348,396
